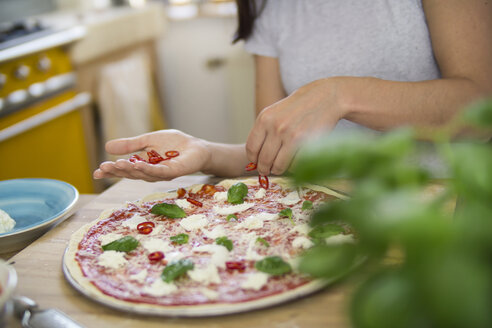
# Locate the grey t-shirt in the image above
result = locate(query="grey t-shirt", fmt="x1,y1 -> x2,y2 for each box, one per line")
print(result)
244,0 -> 446,176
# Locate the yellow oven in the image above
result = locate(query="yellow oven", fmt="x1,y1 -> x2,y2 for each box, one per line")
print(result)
0,46 -> 95,193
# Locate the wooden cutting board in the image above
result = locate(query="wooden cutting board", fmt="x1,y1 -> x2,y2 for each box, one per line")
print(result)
7,176 -> 354,328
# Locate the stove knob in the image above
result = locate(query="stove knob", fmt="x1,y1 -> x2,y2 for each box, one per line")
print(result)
14,65 -> 30,80
0,73 -> 6,90
37,56 -> 52,73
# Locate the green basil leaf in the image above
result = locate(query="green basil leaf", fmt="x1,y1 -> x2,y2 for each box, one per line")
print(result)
161,259 -> 194,283
227,182 -> 249,204
170,233 -> 189,244
226,214 -> 238,222
102,236 -> 139,253
216,236 -> 233,251
255,256 -> 292,276
308,224 -> 345,244
256,237 -> 270,247
151,203 -> 186,218
302,200 -> 313,210
279,208 -> 294,224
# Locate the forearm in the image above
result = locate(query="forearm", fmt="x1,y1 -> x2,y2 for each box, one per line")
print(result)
201,142 -> 251,177
334,76 -> 490,137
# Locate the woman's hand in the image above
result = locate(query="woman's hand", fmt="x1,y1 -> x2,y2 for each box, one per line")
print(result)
93,129 -> 211,182
246,79 -> 344,176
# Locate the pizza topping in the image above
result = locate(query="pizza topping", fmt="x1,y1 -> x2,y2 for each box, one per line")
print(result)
255,256 -> 292,276
186,198 -> 203,207
234,215 -> 265,230
142,279 -> 177,296
170,233 -> 189,245
324,234 -> 355,245
302,200 -> 313,210
279,191 -> 301,206
202,226 -> 226,239
188,264 -> 221,284
254,188 -> 267,199
97,250 -> 128,269
227,182 -> 249,204
245,162 -> 257,171
121,214 -> 148,229
98,233 -> 124,245
177,188 -> 186,198
225,261 -> 246,272
137,221 -> 155,235
258,175 -> 269,189
129,269 -> 148,283
215,236 -> 233,251
290,223 -> 310,236
292,236 -> 314,249
161,259 -> 195,283
199,184 -> 217,196
226,214 -> 237,222
256,237 -> 270,247
213,203 -> 254,216
279,208 -> 294,225
240,272 -> 269,291
165,150 -> 180,158
141,238 -> 172,253
213,191 -> 228,202
147,150 -> 166,164
194,244 -> 229,269
175,198 -> 191,209
151,203 -> 187,218
102,236 -> 139,253
148,251 -> 165,262
179,214 -> 208,231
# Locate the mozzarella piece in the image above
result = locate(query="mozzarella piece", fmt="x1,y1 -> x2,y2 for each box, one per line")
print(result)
179,214 -> 208,231
290,223 -> 310,235
202,226 -> 227,239
0,209 -> 15,233
166,251 -> 186,263
149,224 -> 165,236
279,191 -> 301,206
121,214 -> 148,230
240,272 -> 269,291
97,251 -> 127,269
213,191 -> 228,201
199,288 -> 219,300
325,234 -> 355,245
244,232 -> 262,261
188,264 -> 221,284
213,203 -> 254,216
292,236 -> 314,249
254,188 -> 266,199
234,216 -> 264,230
99,233 -> 124,245
141,238 -> 173,253
194,244 -> 229,269
142,279 -> 177,296
129,269 -> 148,284
175,198 -> 191,209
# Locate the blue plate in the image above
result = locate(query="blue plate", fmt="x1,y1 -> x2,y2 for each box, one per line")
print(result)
0,178 -> 78,253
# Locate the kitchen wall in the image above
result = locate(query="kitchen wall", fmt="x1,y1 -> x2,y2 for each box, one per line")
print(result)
156,15 -> 255,144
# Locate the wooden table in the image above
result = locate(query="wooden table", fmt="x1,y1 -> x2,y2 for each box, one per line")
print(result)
6,176 -> 353,328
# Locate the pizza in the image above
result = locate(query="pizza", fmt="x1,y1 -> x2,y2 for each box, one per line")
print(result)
63,177 -> 353,316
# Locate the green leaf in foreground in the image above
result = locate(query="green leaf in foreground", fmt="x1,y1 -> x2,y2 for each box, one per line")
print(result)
279,208 -> 294,224
161,259 -> 194,283
308,223 -> 345,244
255,256 -> 292,276
227,182 -> 249,204
226,214 -> 238,222
151,203 -> 186,218
216,236 -> 233,251
302,200 -> 313,210
256,237 -> 270,247
170,233 -> 189,244
102,236 -> 139,252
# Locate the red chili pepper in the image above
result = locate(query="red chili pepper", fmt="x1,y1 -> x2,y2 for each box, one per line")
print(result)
165,150 -> 180,158
186,198 -> 203,207
137,221 -> 155,229
129,154 -> 145,163
137,225 -> 153,235
245,162 -> 257,171
259,175 -> 269,189
147,150 -> 165,164
226,261 -> 246,272
148,251 -> 164,262
200,184 -> 217,196
177,188 -> 186,199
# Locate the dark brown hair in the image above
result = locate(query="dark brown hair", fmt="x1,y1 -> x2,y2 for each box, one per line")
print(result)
233,0 -> 266,43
